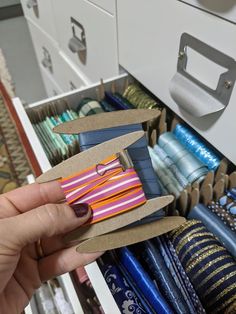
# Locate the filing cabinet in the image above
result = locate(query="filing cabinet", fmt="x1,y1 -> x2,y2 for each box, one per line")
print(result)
117,0 -> 236,164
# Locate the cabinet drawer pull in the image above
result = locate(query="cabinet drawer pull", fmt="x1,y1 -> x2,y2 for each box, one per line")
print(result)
41,47 -> 53,73
170,33 -> 236,117
26,0 -> 38,9
68,17 -> 87,65
68,37 -> 86,53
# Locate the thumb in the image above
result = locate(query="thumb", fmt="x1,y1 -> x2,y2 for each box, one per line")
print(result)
0,203 -> 91,250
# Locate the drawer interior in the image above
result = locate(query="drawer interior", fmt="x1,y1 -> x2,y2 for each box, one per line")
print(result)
24,74 -> 236,217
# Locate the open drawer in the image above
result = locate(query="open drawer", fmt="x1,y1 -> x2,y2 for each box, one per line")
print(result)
12,71 -> 236,313
13,74 -> 132,314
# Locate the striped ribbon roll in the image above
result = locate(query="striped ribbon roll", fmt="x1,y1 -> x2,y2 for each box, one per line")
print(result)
169,220 -> 236,314
60,154 -> 146,224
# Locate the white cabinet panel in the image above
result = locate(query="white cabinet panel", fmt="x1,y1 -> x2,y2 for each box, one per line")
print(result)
21,0 -> 57,39
117,0 -> 236,165
51,0 -> 119,82
40,67 -> 63,98
87,0 -> 116,15
28,21 -> 88,93
178,0 -> 236,24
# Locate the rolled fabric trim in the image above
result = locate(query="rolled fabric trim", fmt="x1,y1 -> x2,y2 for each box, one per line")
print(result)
154,144 -> 189,188
158,133 -> 208,183
100,262 -> 148,313
148,146 -> 182,198
169,219 -> 236,313
188,204 -> 236,258
142,240 -> 193,314
173,124 -> 220,171
116,247 -> 174,314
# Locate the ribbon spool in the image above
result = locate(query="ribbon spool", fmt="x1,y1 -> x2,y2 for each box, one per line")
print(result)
123,84 -> 160,109
173,124 -> 221,171
158,132 -> 208,184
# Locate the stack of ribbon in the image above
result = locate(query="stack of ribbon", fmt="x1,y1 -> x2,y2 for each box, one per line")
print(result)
99,217 -> 236,314
188,198 -> 236,259
32,108 -> 79,165
208,188 -> 236,232
123,83 -> 161,109
100,236 -> 206,314
148,122 -> 222,198
169,220 -> 236,313
32,83 -> 162,166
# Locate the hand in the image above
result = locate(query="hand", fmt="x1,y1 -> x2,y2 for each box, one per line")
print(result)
0,181 -> 102,314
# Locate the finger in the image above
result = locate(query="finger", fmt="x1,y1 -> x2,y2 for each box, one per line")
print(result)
41,235 -> 66,257
0,203 -> 90,250
38,245 -> 103,282
40,235 -> 79,257
0,181 -> 64,217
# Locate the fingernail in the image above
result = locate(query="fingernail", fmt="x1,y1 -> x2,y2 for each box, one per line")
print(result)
71,203 -> 90,217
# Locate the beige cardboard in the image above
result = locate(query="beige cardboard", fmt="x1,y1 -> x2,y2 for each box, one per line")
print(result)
224,174 -> 229,190
213,179 -> 225,201
170,115 -> 182,132
177,189 -> 188,216
168,197 -> 177,216
200,184 -> 213,206
53,109 -> 161,134
36,131 -> 144,183
149,128 -> 157,147
64,195 -> 174,242
159,108 -> 166,130
76,216 -> 186,253
229,171 -> 236,189
215,158 -> 228,183
201,171 -> 214,190
192,181 -> 200,190
186,184 -> 192,194
189,188 -> 200,212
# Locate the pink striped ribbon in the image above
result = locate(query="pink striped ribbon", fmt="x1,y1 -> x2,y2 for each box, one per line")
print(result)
59,154 -> 146,224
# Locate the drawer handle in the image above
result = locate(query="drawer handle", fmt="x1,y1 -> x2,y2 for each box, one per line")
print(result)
169,33 -> 236,117
68,37 -> 86,53
41,58 -> 51,69
68,17 -> 87,64
41,47 -> 53,73
26,0 -> 38,9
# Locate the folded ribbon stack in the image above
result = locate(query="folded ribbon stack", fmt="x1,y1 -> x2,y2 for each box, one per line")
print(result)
169,220 -> 236,313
